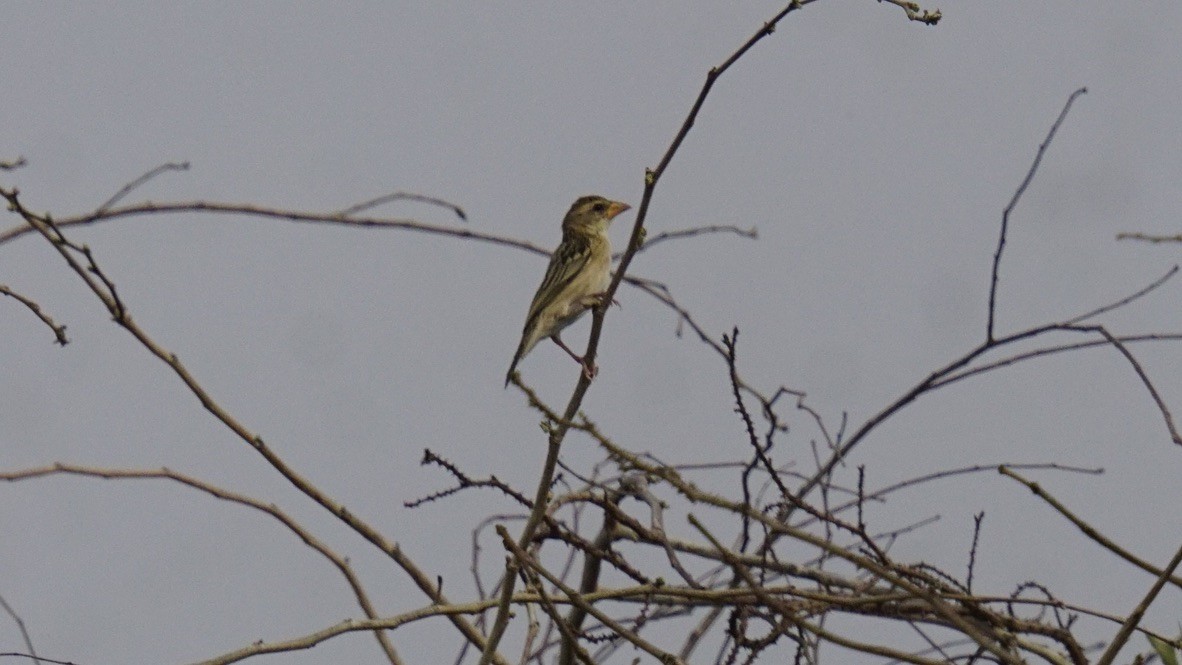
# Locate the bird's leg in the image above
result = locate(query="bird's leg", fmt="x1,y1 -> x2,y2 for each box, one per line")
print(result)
551,334 -> 583,363
551,335 -> 597,381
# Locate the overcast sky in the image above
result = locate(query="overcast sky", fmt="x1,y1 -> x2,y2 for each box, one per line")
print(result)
4,2 -> 1182,664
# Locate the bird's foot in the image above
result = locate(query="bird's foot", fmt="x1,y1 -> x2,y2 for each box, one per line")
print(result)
589,291 -> 620,310
581,359 -> 598,381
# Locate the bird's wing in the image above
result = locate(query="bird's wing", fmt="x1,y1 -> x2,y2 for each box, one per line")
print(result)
523,234 -> 593,327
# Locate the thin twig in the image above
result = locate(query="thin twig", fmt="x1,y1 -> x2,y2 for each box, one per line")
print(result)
0,200 -> 537,252
1065,265 -> 1179,324
0,463 -> 404,665
0,284 -> 68,345
967,512 -> 985,594
998,467 -> 1182,589
1075,324 -> 1182,445
987,87 -> 1087,342
0,593 -> 40,665
338,191 -> 467,221
96,162 -> 190,213
932,333 -> 1182,390
0,655 -> 72,665
616,223 -> 757,259
1116,232 -> 1182,244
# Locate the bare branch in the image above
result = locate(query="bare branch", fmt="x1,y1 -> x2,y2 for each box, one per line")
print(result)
0,187 -> 508,665
0,463 -> 403,665
618,224 -> 757,259
966,512 -> 985,594
1064,264 -> 1179,325
0,655 -> 73,665
987,87 -> 1087,342
1074,324 -> 1182,445
998,466 -> 1182,590
496,524 -> 688,665
1094,541 -> 1182,665
0,200 -> 541,253
338,190 -> 467,221
96,161 -> 190,213
1116,231 -> 1182,244
933,332 -> 1182,390
0,284 -> 68,345
0,593 -> 41,665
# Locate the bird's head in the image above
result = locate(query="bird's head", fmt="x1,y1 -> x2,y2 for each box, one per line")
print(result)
562,195 -> 631,236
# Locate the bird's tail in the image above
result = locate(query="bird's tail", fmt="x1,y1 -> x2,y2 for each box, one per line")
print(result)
505,327 -> 539,388
505,344 -> 527,388
504,358 -> 518,388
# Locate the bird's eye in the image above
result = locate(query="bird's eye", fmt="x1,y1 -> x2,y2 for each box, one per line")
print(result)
592,202 -> 607,213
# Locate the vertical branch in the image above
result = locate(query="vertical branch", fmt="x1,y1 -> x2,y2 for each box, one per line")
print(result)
487,5 -> 808,662
966,512 -> 985,594
987,87 -> 1086,342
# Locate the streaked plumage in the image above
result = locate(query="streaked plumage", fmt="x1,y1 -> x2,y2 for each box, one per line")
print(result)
505,195 -> 631,386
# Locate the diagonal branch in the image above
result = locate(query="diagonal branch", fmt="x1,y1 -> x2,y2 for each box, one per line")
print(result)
96,161 -> 190,213
486,5 -> 820,661
0,593 -> 41,665
1094,541 -> 1182,665
998,467 -> 1182,590
0,283 -> 68,345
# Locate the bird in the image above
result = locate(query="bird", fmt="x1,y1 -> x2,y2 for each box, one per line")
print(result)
505,195 -> 631,387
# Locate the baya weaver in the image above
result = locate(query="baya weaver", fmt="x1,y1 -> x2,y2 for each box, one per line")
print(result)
505,195 -> 631,386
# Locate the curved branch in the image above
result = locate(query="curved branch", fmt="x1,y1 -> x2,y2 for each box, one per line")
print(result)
0,200 -> 542,253
0,463 -> 403,665
96,161 -> 190,213
338,191 -> 466,220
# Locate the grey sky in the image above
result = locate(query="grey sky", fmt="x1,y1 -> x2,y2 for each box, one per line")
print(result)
4,2 -> 1182,663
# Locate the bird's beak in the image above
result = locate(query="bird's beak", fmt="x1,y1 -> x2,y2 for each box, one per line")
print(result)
606,201 -> 631,220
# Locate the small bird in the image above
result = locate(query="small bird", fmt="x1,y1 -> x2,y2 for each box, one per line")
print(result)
505,195 -> 631,386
